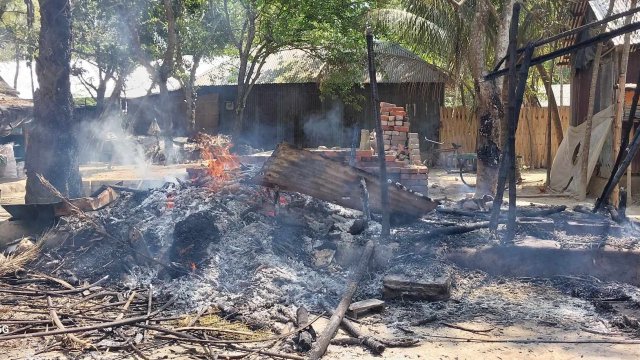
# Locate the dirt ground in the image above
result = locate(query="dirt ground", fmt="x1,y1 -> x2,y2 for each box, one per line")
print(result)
1,164 -> 640,359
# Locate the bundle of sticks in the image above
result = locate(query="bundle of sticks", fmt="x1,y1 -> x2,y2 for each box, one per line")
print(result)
0,271 -> 309,359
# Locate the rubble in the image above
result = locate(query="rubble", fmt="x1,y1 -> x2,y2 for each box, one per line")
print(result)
2,132 -> 640,358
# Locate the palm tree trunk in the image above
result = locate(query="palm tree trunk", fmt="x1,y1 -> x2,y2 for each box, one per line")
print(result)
471,0 -> 503,197
26,0 -> 82,203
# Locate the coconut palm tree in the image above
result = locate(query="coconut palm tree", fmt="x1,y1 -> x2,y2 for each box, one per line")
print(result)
372,0 -> 570,196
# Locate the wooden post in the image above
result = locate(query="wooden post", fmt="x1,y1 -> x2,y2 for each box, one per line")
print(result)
595,71 -> 640,211
546,91 -> 552,186
579,42 -> 604,200
628,126 -> 634,199
366,28 -> 390,238
612,0 -> 637,205
490,3 -> 520,231
506,45 -> 535,241
580,0 -> 615,201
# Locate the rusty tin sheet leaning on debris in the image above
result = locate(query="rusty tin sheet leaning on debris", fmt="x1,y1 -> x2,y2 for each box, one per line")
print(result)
1,186 -> 119,221
253,143 -> 438,218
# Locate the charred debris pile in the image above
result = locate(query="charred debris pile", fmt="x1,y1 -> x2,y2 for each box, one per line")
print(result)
1,134 -> 640,358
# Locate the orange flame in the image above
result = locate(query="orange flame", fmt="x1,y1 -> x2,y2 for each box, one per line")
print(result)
196,134 -> 240,189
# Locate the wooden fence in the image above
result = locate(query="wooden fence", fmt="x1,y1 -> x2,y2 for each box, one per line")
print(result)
439,106 -> 571,169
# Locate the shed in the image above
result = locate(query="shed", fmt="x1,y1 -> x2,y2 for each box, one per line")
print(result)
126,42 -> 448,150
559,0 -> 640,194
0,76 -> 32,137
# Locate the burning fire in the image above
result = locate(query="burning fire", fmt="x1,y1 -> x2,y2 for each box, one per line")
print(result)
195,133 -> 241,188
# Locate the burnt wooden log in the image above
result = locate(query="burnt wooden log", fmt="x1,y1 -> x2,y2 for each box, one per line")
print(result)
309,240 -> 375,360
347,299 -> 385,319
254,143 -> 438,218
324,304 -> 385,354
382,274 -> 451,301
619,187 -> 628,220
425,221 -> 490,238
294,306 -> 316,352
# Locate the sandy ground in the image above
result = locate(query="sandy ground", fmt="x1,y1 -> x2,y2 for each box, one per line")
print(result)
2,164 -> 640,359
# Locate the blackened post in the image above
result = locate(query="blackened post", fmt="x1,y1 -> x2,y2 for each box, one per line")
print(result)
546,100 -> 552,186
490,3 -> 520,231
596,120 -> 640,210
506,44 -> 535,241
619,187 -> 628,219
360,178 -> 371,221
366,28 -> 390,238
595,71 -> 640,211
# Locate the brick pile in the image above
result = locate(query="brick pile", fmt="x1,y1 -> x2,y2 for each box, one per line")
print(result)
353,102 -> 429,195
308,102 -> 429,195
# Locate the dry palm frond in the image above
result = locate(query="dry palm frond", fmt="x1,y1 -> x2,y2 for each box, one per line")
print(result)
0,239 -> 41,277
179,312 -> 271,340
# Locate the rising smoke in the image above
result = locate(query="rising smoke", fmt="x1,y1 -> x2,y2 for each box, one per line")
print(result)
302,101 -> 346,147
75,113 -> 153,178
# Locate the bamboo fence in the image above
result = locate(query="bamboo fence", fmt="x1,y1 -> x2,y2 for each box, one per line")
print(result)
439,106 -> 570,169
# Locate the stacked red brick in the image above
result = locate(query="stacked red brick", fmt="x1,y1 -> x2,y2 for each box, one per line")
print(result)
352,102 -> 429,195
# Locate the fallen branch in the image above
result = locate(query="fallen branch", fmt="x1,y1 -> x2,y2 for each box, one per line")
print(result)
440,322 -> 494,335
115,291 -> 137,320
324,304 -> 385,354
47,296 -> 93,349
309,240 -> 375,359
425,222 -> 490,238
0,296 -> 175,341
152,313 -> 324,345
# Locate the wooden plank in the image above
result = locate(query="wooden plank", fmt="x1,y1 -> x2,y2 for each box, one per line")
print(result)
347,299 -> 385,319
382,274 -> 451,301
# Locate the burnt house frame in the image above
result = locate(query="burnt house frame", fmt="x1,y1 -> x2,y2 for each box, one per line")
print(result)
564,0 -> 640,178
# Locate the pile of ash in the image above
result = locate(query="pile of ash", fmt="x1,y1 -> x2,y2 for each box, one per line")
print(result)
31,174 -> 383,326
18,168 -> 640,336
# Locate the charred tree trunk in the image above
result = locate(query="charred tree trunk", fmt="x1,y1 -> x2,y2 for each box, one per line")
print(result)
25,0 -> 82,203
470,0 -> 503,197
474,82 -> 503,197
